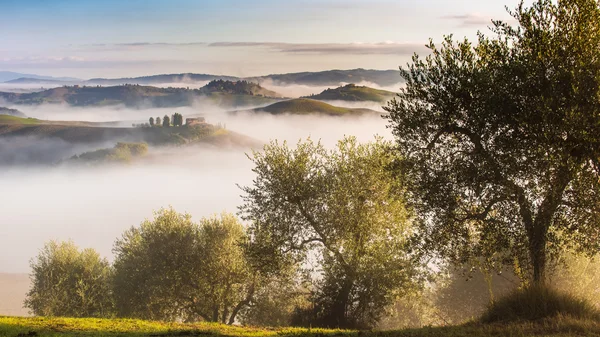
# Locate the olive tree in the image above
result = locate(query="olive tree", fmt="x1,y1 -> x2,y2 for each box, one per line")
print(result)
385,0 -> 600,285
240,136 -> 418,329
112,208 -> 256,324
25,240 -> 113,317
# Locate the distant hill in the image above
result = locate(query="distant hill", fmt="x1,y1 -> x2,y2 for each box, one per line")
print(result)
249,69 -> 402,87
303,84 -> 396,103
200,80 -> 283,98
250,98 -> 378,116
87,73 -> 239,86
4,77 -> 72,85
0,116 -> 258,148
2,69 -> 403,88
0,71 -> 79,83
0,107 -> 26,117
0,81 -> 283,108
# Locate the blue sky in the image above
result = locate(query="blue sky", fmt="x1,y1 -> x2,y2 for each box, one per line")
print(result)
0,0 -> 519,78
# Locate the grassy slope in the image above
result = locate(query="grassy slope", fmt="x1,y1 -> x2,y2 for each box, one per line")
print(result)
253,98 -> 377,116
305,84 -> 396,103
0,118 -> 259,148
0,115 -> 40,125
2,315 -> 600,337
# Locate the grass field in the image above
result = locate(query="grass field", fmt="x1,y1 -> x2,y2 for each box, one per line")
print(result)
0,115 -> 40,125
2,315 -> 600,337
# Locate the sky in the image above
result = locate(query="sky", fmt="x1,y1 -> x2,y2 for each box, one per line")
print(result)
0,0 -> 519,78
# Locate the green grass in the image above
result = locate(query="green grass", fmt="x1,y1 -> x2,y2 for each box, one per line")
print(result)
2,315 -> 600,337
254,99 -> 376,116
0,115 -> 40,125
0,317 -> 351,337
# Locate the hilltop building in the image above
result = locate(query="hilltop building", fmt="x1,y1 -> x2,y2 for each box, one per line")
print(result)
186,117 -> 206,126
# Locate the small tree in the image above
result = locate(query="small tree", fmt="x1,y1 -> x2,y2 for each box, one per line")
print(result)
155,116 -> 161,126
240,136 -> 419,329
113,208 -> 257,323
25,240 -> 113,317
149,117 -> 154,126
172,113 -> 183,126
163,115 -> 170,127
384,0 -> 600,285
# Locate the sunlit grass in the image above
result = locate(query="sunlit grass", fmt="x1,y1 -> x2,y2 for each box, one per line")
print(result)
3,315 -> 600,337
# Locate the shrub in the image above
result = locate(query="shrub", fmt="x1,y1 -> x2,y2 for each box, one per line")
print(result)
481,285 -> 600,323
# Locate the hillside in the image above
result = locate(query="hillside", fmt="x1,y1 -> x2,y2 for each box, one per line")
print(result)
87,73 -> 239,85
249,69 -> 402,87
0,107 -> 26,117
250,98 -> 378,116
200,80 -> 283,97
304,84 -> 396,103
1,316 -> 599,337
0,122 -> 252,147
2,69 -> 402,88
0,81 -> 282,108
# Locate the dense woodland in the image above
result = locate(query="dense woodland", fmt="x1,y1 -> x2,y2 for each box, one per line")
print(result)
23,0 -> 600,330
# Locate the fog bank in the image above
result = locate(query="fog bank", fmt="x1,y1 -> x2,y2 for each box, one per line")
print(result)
0,104 -> 389,273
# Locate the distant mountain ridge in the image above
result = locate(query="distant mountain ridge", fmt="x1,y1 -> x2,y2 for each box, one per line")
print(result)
0,71 -> 80,83
0,80 -> 283,108
2,69 -> 402,88
87,73 -> 238,86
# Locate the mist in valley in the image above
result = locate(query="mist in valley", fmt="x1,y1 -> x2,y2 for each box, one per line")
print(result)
0,101 -> 389,273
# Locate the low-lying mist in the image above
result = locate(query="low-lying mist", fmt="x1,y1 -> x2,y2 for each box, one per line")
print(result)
0,102 -> 389,273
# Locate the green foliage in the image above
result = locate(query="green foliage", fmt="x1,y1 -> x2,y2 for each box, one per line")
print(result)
155,116 -> 161,126
162,115 -> 170,127
71,142 -> 148,164
240,136 -> 419,329
482,285 -> 600,323
384,0 -> 600,285
201,80 -> 281,98
24,240 -> 113,318
172,112 -> 184,126
149,117 -> 154,126
112,208 -> 256,324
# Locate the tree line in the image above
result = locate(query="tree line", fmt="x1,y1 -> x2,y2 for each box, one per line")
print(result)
25,0 -> 600,329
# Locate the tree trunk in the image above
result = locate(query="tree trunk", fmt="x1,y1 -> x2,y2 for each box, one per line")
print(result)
331,277 -> 353,328
529,224 -> 548,285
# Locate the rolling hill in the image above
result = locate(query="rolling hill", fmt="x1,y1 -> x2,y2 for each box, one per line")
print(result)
0,107 -> 26,117
249,69 -> 402,87
2,69 -> 402,88
304,84 -> 396,103
86,73 -> 238,86
250,98 -> 378,116
0,81 -> 283,108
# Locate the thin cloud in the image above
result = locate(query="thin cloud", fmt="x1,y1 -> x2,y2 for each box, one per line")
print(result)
442,13 -> 493,27
208,42 -> 427,55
